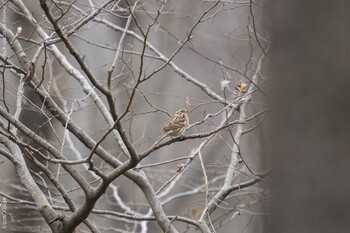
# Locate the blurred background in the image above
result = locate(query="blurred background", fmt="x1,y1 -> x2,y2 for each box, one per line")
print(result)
269,1 -> 350,232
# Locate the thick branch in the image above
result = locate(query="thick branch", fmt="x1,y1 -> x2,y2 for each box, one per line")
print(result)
0,135 -> 61,232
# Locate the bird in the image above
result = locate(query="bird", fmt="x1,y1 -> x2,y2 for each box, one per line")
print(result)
162,108 -> 189,137
151,108 -> 189,147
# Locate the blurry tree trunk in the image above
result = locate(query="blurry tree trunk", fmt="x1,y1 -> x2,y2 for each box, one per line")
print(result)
269,1 -> 350,232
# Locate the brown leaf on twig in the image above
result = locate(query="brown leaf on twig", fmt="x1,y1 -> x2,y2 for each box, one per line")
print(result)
23,61 -> 35,86
235,80 -> 247,93
220,80 -> 230,90
10,26 -> 22,44
191,207 -> 198,220
176,163 -> 185,173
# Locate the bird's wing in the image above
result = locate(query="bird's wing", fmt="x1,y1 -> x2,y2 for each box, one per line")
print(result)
163,119 -> 185,131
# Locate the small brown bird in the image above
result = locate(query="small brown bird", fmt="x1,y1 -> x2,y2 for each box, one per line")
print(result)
162,108 -> 189,137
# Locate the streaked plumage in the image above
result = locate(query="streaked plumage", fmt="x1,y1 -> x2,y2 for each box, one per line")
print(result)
162,108 -> 189,137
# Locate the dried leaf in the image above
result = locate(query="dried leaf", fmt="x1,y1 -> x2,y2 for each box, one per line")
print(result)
15,26 -> 22,36
23,62 -> 35,86
176,164 -> 185,173
220,80 -> 231,90
235,80 -> 247,93
10,26 -> 23,44
191,207 -> 198,220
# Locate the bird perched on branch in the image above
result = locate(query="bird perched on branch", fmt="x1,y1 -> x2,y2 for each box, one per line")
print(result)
162,108 -> 189,137
153,108 -> 189,147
